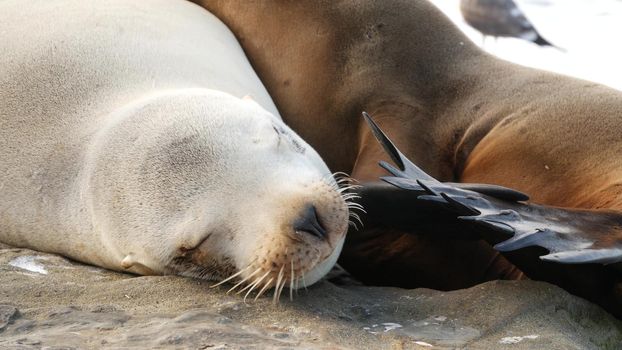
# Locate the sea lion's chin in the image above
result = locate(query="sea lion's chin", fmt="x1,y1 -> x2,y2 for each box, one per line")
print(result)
298,235 -> 346,287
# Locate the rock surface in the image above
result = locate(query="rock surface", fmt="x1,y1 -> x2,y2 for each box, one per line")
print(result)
1,243 -> 621,349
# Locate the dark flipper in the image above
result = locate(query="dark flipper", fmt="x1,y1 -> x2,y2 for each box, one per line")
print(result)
361,112 -> 622,266
354,180 -> 483,240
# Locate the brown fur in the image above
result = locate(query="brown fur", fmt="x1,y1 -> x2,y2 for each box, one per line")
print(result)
189,0 -> 622,309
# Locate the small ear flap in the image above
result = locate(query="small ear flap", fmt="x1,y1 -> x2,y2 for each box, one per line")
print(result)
241,94 -> 264,109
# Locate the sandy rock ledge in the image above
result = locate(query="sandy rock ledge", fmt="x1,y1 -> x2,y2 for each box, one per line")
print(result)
0,244 -> 620,349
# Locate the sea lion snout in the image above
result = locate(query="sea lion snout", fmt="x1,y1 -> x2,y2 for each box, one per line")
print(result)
208,175 -> 349,301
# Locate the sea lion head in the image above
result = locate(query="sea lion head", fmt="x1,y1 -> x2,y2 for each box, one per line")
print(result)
87,89 -> 350,299
166,92 -> 351,298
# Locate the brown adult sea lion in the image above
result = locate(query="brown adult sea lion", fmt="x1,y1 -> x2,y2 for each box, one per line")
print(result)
189,0 -> 622,316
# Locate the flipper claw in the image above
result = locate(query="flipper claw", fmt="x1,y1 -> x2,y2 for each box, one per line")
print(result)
416,179 -> 442,196
417,195 -> 450,205
363,111 -> 438,182
540,248 -> 622,265
450,183 -> 530,202
379,161 -> 404,178
459,216 -> 515,235
440,192 -> 481,216
494,229 -> 554,252
380,176 -> 424,191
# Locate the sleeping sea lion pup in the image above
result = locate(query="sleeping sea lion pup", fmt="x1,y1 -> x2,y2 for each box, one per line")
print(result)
0,0 -> 349,299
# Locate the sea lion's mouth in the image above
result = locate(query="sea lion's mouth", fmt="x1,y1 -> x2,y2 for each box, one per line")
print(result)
166,253 -> 236,282
210,234 -> 348,303
211,252 -> 319,303
177,232 -> 214,256
165,232 -> 238,281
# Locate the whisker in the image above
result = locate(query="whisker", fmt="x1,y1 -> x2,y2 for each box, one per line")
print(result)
290,260 -> 295,301
350,212 -> 364,226
240,280 -> 258,303
346,176 -> 360,184
227,268 -> 261,294
351,211 -> 362,219
273,265 -> 285,303
336,179 -> 352,187
243,270 -> 270,303
347,203 -> 365,211
254,277 -> 274,301
331,172 -> 350,182
347,203 -> 365,212
236,270 -> 268,295
273,280 -> 281,304
337,185 -> 359,193
277,275 -> 287,303
332,171 -> 350,178
243,284 -> 258,304
344,195 -> 362,201
323,172 -> 347,190
295,277 -> 299,295
348,207 -> 367,215
210,266 -> 250,288
342,194 -> 361,201
343,199 -> 362,206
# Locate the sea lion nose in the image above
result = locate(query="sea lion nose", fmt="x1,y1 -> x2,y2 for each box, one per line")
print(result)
294,205 -> 327,239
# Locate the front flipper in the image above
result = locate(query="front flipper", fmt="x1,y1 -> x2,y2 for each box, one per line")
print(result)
396,176 -> 622,266
362,112 -> 622,266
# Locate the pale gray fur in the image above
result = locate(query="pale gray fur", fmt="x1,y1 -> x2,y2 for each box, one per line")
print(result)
0,0 -> 347,285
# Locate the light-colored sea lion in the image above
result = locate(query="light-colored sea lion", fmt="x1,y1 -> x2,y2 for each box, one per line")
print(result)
191,0 -> 622,315
0,0 -> 349,298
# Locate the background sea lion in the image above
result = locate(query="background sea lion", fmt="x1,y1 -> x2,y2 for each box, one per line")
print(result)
190,0 -> 622,315
0,0 -> 349,298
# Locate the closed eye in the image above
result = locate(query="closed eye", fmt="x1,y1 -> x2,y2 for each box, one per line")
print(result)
272,124 -> 284,146
271,123 -> 305,154
272,125 -> 280,135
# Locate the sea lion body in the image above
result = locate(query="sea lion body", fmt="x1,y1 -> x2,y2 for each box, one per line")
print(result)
0,0 -> 348,291
193,0 -> 622,308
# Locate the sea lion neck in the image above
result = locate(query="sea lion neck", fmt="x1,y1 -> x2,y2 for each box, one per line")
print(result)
191,0 -> 487,174
193,0 -> 485,100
